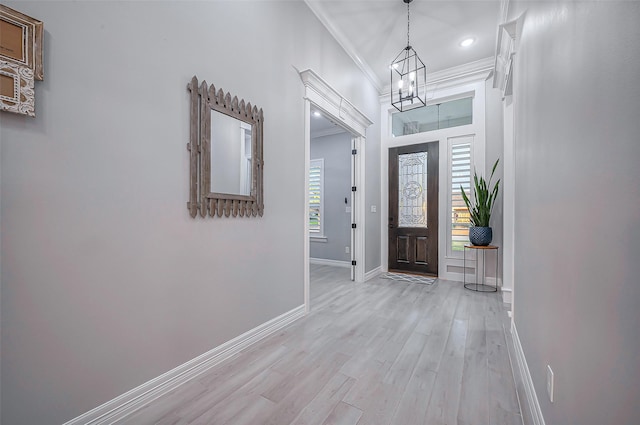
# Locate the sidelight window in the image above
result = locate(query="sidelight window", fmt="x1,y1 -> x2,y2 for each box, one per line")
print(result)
450,140 -> 472,253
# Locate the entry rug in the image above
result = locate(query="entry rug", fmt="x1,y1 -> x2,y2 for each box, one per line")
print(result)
382,272 -> 436,285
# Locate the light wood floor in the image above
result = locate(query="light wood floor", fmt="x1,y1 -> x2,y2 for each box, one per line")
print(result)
117,265 -> 523,425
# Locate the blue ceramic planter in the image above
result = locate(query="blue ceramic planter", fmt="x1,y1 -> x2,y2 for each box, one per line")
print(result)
469,226 -> 492,246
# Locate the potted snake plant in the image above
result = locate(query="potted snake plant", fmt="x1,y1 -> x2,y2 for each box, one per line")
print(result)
461,158 -> 500,246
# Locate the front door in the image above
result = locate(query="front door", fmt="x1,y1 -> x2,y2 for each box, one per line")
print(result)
388,142 -> 438,275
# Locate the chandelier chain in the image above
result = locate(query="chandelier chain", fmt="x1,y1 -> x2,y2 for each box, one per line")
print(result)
407,1 -> 410,47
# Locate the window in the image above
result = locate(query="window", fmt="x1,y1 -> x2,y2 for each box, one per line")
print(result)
240,122 -> 252,196
309,159 -> 324,236
392,97 -> 473,137
450,141 -> 472,253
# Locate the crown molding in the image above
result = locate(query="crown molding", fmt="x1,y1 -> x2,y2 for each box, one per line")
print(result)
379,57 -> 494,103
427,56 -> 494,87
299,68 -> 373,137
304,0 -> 383,93
499,0 -> 511,23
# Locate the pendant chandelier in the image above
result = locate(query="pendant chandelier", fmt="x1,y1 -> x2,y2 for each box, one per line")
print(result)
391,0 -> 427,112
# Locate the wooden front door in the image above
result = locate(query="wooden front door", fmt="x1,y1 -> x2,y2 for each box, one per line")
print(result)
388,142 -> 438,275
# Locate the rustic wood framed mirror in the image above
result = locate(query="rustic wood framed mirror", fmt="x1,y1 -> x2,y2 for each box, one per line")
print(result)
187,76 -> 264,218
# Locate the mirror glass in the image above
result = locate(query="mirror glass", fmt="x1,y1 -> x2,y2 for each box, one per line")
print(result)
210,110 -> 252,196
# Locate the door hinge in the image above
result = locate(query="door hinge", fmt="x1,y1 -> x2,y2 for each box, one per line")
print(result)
352,149 -> 357,155
351,186 -> 357,192
351,223 -> 357,229
351,260 -> 357,266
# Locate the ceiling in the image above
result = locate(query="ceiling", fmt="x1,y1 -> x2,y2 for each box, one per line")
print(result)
305,0 -> 503,92
310,107 -> 349,137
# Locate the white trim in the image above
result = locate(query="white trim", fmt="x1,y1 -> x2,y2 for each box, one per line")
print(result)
309,258 -> 351,268
499,0 -> 511,24
304,102 -> 311,313
380,57 -> 494,100
485,277 -> 503,287
425,57 -> 494,90
352,136 -> 366,283
502,287 -> 513,304
380,78 -> 487,281
493,18 -> 519,98
63,305 -> 305,425
303,0 -> 383,93
299,67 -> 372,306
511,322 -> 546,425
299,69 -> 374,136
365,266 -> 383,281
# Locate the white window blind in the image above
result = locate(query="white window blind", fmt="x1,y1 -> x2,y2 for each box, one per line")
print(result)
309,159 -> 324,235
451,143 -> 471,252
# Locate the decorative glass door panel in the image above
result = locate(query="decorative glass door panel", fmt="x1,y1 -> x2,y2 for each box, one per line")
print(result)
398,152 -> 428,228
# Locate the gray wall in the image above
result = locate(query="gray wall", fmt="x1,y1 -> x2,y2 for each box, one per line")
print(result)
310,132 -> 352,262
485,79 -> 504,279
511,1 -> 640,424
365,109 -> 382,273
0,2 -> 381,423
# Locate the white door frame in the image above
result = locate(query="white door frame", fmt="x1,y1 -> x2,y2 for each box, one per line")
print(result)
379,78 -> 489,281
299,69 -> 372,313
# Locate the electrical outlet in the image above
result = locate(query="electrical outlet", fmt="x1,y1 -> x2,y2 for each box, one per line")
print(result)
547,365 -> 554,403
345,206 -> 351,213
345,246 -> 350,254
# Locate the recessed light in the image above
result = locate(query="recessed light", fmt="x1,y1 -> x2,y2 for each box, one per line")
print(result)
313,111 -> 322,117
460,37 -> 476,47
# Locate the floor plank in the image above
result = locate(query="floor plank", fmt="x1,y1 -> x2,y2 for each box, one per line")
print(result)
116,264 -> 522,425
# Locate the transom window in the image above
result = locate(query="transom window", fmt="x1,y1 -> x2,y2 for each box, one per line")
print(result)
391,97 -> 473,137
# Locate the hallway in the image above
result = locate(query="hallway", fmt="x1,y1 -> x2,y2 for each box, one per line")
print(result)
117,265 -> 522,424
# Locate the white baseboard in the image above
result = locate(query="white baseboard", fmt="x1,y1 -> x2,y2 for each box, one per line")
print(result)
485,276 -> 502,287
309,258 -> 351,268
364,266 -> 382,281
64,305 -> 306,425
502,287 -> 513,304
511,322 -> 546,425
